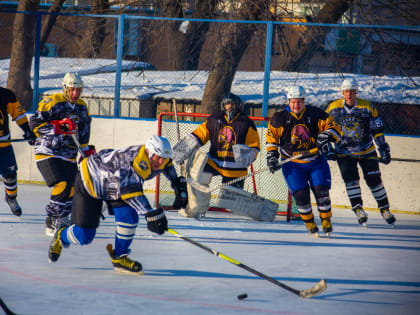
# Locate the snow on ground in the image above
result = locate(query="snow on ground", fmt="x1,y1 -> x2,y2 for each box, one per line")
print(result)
0,58 -> 419,107
1,183 -> 420,315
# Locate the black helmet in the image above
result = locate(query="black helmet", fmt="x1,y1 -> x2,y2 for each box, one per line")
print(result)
221,93 -> 242,120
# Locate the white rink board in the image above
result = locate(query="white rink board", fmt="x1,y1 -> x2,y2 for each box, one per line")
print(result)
9,116 -> 420,213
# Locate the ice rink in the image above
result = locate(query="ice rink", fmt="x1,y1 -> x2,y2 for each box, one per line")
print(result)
1,183 -> 419,315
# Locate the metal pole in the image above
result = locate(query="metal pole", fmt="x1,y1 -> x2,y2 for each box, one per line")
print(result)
114,14 -> 125,117
32,12 -> 42,112
262,21 -> 273,119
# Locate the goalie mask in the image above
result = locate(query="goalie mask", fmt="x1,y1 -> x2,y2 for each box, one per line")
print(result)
62,72 -> 83,101
145,135 -> 172,159
221,92 -> 242,120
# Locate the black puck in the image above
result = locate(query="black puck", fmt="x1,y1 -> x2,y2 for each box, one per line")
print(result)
237,293 -> 248,300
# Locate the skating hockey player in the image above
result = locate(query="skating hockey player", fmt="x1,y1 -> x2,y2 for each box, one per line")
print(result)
172,92 -> 260,219
48,136 -> 188,274
326,78 -> 395,226
0,86 -> 36,216
30,73 -> 95,236
266,86 -> 341,237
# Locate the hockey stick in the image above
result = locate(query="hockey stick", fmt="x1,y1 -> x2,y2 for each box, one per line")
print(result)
336,153 -> 420,163
173,99 -> 186,177
70,133 -> 86,158
0,138 -> 31,143
187,153 -> 305,194
167,228 -> 327,298
0,297 -> 16,315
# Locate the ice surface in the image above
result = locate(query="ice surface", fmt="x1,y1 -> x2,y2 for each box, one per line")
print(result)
1,184 -> 419,315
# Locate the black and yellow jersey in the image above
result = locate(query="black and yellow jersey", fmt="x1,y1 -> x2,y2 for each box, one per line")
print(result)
0,87 -> 31,148
30,93 -> 91,162
192,111 -> 260,178
267,105 -> 341,163
326,98 -> 385,155
79,145 -> 178,215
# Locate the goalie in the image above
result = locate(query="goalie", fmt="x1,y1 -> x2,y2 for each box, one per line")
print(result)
172,92 -> 263,220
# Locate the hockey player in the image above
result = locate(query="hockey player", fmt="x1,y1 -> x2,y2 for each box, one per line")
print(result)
0,87 -> 36,216
48,135 -> 188,274
172,92 -> 260,219
326,78 -> 395,226
30,73 -> 95,236
266,86 -> 341,236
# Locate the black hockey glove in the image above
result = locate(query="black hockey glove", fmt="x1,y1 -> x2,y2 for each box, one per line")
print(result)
172,176 -> 188,209
267,150 -> 281,174
145,208 -> 168,235
378,142 -> 391,165
316,132 -> 336,160
23,129 -> 36,146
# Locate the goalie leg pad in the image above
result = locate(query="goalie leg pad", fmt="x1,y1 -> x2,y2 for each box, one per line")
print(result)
184,171 -> 212,217
215,186 -> 278,221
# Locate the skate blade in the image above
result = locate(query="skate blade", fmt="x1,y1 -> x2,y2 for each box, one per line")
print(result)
45,228 -> 55,237
310,232 -> 319,238
360,222 -> 368,227
113,267 -> 144,276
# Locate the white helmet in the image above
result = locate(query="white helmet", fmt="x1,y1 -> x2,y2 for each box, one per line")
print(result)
287,86 -> 305,100
145,135 -> 172,159
62,72 -> 83,89
341,78 -> 357,91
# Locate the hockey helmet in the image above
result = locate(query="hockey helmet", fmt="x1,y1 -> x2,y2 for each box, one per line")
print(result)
221,92 -> 242,111
145,135 -> 172,159
287,86 -> 305,100
341,78 -> 358,91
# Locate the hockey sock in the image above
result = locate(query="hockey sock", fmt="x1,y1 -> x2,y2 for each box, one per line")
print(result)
114,206 -> 139,257
369,183 -> 389,209
64,225 -> 96,246
3,173 -> 18,198
345,180 -> 362,208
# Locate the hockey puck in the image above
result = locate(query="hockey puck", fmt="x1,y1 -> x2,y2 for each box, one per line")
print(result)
237,293 -> 248,300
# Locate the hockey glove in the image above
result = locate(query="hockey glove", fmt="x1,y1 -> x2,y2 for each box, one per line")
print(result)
51,118 -> 77,135
145,208 -> 168,235
316,131 -> 336,160
23,129 -> 36,145
267,150 -> 281,174
378,142 -> 391,164
172,176 -> 188,209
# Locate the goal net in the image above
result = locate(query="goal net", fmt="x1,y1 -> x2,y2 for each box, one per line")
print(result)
155,111 -> 299,221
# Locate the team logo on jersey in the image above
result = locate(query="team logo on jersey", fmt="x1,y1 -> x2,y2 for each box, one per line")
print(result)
340,116 -> 363,144
218,126 -> 236,157
138,160 -> 148,171
291,124 -> 313,150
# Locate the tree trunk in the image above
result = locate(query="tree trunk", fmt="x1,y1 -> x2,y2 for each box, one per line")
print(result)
201,0 -> 269,114
7,0 -> 40,110
40,0 -> 66,51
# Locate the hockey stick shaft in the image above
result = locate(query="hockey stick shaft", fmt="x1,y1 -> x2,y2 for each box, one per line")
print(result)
173,99 -> 186,176
167,228 -> 326,298
0,297 -> 16,315
71,133 -> 86,158
336,153 -> 420,163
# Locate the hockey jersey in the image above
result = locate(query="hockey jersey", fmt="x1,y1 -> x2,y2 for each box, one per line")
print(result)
192,111 -> 260,177
79,145 -> 178,215
30,93 -> 91,162
267,105 -> 341,163
326,98 -> 385,155
0,87 -> 31,148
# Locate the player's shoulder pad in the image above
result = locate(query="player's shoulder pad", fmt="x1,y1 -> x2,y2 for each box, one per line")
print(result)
0,87 -> 17,102
269,110 -> 288,128
37,93 -> 66,111
327,99 -> 344,112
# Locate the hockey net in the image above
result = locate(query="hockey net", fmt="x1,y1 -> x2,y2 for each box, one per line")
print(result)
155,111 -> 299,221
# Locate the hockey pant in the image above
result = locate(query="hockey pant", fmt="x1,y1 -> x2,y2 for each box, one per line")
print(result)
337,154 -> 390,210
36,158 -> 78,218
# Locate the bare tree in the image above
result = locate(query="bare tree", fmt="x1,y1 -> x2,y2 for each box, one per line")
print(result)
40,0 -> 66,51
7,0 -> 40,110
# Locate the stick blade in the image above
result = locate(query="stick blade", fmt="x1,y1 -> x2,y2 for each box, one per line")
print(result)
299,279 -> 327,298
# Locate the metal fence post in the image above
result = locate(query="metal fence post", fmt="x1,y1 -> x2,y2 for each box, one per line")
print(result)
114,14 -> 125,117
262,21 -> 273,119
32,12 -> 42,112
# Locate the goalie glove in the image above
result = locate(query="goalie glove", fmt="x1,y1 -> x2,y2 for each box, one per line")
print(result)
171,176 -> 188,209
232,144 -> 257,168
378,142 -> 391,164
51,118 -> 77,135
316,131 -> 336,160
145,208 -> 168,235
267,150 -> 281,174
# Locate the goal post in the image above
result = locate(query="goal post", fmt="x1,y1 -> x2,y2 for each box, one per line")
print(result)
156,111 -> 299,221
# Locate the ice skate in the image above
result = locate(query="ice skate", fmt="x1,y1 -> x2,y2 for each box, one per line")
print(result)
353,206 -> 368,227
321,218 -> 333,238
380,208 -> 396,227
304,220 -> 319,238
5,194 -> 22,217
48,225 -> 69,263
106,244 -> 143,275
